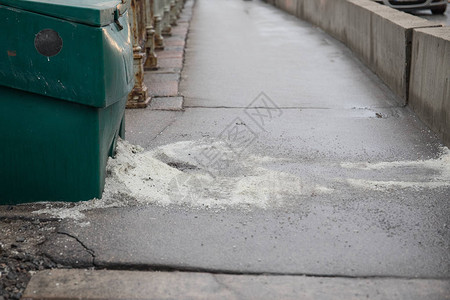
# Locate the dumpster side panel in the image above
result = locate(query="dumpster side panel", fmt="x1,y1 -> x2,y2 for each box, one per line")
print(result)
0,86 -> 103,204
97,97 -> 128,199
0,5 -> 132,204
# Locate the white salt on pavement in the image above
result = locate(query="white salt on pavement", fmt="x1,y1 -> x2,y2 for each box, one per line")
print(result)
33,139 -> 332,220
342,147 -> 450,191
33,139 -> 450,220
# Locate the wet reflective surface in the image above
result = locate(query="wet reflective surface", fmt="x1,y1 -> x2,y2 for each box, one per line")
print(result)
409,8 -> 450,25
42,0 -> 450,281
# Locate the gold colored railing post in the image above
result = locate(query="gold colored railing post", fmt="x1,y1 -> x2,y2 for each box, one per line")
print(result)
169,0 -> 177,26
126,0 -> 186,108
175,0 -> 183,18
144,0 -> 158,70
153,0 -> 165,49
127,0 -> 150,108
162,0 -> 172,36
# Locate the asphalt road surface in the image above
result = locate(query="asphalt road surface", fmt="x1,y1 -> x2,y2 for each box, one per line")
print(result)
410,7 -> 450,25
34,0 -> 450,298
43,0 -> 450,278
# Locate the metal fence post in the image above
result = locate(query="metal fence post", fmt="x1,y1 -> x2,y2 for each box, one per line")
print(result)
154,0 -> 165,49
127,0 -> 150,108
162,0 -> 172,36
170,0 -> 177,26
144,0 -> 158,70
176,0 -> 184,18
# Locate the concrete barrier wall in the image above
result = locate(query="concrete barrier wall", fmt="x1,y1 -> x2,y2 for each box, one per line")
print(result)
274,0 -> 440,105
343,1 -> 439,105
409,27 -> 450,146
275,0 -> 297,15
298,0 -> 349,38
271,0 -> 450,147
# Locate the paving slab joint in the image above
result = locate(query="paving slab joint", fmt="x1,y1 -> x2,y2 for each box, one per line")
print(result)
211,274 -> 242,297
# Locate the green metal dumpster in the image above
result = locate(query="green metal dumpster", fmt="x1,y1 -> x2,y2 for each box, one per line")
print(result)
0,0 -> 134,204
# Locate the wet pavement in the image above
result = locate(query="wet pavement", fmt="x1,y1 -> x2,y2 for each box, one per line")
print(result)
9,0 -> 450,298
43,0 -> 450,275
410,7 -> 450,26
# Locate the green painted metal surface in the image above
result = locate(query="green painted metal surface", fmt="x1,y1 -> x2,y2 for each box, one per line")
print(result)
0,0 -> 127,26
0,2 -> 133,204
0,86 -> 126,204
0,4 -> 133,108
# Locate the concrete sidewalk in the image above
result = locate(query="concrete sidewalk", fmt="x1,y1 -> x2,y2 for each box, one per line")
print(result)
26,0 -> 450,298
23,269 -> 450,300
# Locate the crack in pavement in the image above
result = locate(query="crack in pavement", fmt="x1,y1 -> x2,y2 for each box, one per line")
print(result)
57,231 -> 96,266
149,116 -> 180,143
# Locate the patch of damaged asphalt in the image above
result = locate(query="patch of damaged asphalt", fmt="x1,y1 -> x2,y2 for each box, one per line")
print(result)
0,215 -> 59,300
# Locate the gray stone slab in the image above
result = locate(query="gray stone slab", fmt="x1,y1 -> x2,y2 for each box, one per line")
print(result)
125,109 -> 182,148
145,73 -> 180,83
23,270 -> 450,300
150,97 -> 184,111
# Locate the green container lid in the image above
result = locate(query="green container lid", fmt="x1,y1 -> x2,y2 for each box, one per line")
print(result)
0,1 -> 133,108
0,0 -> 127,26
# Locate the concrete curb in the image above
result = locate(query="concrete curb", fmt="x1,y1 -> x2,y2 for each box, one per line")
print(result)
269,0 -> 449,147
275,0 -> 441,106
409,27 -> 450,146
344,0 -> 440,105
22,269 -> 450,300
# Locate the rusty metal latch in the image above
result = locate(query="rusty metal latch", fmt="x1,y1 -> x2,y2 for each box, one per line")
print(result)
114,8 -> 124,30
114,0 -> 127,31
